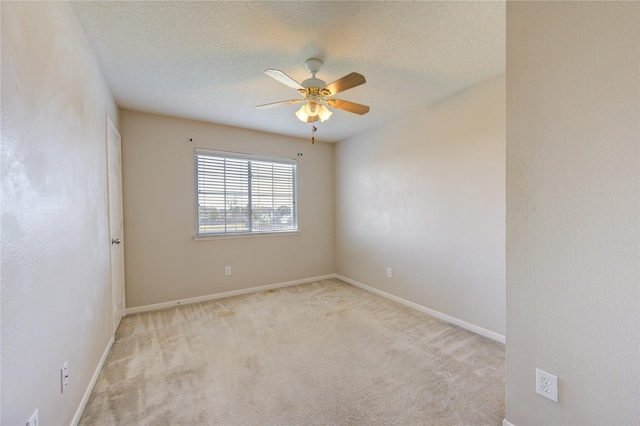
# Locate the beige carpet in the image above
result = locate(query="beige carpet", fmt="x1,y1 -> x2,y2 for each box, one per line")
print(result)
80,279 -> 504,425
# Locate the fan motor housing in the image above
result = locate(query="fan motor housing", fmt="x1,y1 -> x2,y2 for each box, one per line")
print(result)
301,77 -> 326,89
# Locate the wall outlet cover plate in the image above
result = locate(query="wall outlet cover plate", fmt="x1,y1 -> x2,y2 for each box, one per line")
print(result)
535,368 -> 558,403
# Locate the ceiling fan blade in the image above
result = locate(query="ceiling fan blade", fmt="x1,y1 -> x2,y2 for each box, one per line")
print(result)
323,72 -> 366,95
265,69 -> 304,90
255,99 -> 304,110
325,98 -> 370,115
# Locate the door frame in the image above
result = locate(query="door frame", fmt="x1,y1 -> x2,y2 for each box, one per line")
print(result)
106,114 -> 125,333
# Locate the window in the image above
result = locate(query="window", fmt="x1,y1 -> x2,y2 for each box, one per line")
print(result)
195,148 -> 297,236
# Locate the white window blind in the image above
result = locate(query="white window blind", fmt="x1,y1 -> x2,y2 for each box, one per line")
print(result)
195,149 -> 297,236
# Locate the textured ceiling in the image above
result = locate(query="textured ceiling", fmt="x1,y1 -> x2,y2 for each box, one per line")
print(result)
70,1 -> 505,143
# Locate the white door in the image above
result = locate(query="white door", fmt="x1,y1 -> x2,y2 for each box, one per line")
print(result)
107,115 -> 125,333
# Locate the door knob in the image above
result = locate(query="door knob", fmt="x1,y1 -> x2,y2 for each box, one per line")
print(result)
111,238 -> 121,245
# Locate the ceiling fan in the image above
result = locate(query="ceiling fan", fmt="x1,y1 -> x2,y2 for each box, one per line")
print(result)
255,58 -> 370,124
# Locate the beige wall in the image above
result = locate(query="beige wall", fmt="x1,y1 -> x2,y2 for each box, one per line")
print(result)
335,75 -> 506,339
506,2 -> 639,424
120,110 -> 335,308
1,2 -> 119,425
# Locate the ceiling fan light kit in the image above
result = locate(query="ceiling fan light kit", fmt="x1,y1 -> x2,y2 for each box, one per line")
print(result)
295,98 -> 332,123
256,58 -> 370,143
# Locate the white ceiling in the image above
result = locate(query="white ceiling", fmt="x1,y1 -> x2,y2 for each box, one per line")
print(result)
70,1 -> 505,143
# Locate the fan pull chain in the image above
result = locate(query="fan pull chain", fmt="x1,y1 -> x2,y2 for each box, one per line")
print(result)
311,125 -> 317,145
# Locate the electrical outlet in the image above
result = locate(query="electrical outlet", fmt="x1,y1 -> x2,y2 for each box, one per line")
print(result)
224,266 -> 231,276
386,267 -> 392,278
61,361 -> 69,393
536,368 -> 558,402
27,408 -> 38,426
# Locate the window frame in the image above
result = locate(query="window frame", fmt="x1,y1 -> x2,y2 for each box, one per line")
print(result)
194,148 -> 298,239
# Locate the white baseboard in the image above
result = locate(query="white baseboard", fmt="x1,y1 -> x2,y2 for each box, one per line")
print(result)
125,274 -> 337,315
503,419 -> 515,426
125,272 -> 505,343
336,274 -> 506,344
72,335 -> 115,426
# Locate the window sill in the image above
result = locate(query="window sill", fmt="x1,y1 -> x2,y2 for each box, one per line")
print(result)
193,230 -> 301,241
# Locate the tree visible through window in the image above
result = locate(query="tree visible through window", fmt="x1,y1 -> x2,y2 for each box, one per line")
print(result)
195,149 -> 297,236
